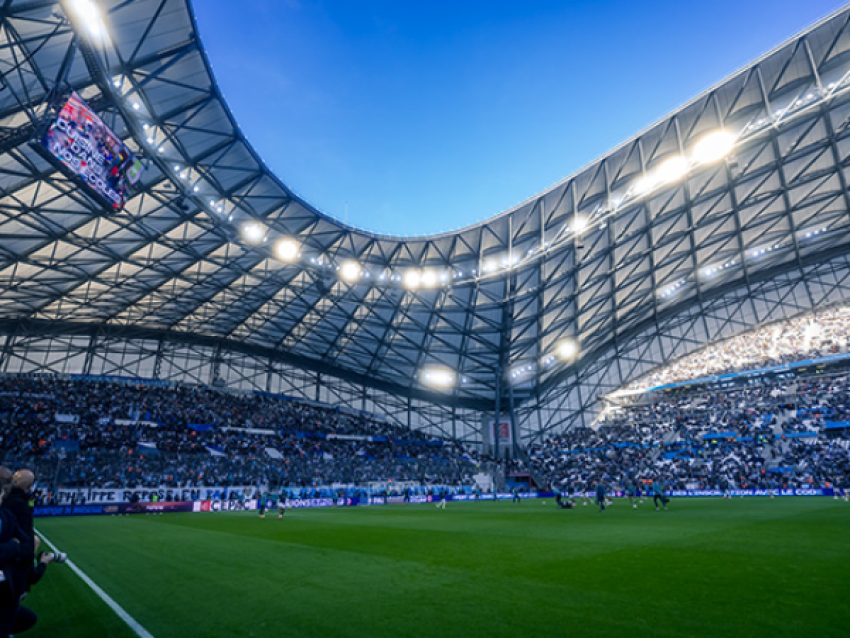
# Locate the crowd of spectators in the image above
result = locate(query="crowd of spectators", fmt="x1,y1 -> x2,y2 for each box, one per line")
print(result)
529,372 -> 850,494
627,303 -> 850,390
0,376 -> 483,491
3,362 -> 849,500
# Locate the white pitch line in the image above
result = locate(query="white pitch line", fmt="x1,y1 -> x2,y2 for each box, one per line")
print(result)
35,528 -> 155,638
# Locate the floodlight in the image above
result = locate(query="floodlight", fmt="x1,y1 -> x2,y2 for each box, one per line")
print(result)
421,269 -> 438,288
421,367 -> 456,390
340,260 -> 361,283
274,238 -> 300,262
556,339 -> 579,361
656,155 -> 689,183
570,217 -> 590,241
68,0 -> 105,39
692,130 -> 736,164
66,0 -> 106,42
403,269 -> 421,290
482,258 -> 498,273
632,174 -> 658,196
241,222 -> 265,245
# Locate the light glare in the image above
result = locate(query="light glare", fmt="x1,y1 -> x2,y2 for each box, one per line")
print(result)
68,0 -> 105,39
571,215 -> 589,234
656,155 -> 689,183
421,367 -> 456,389
692,130 -> 736,164
557,339 -> 579,361
421,269 -> 438,288
403,269 -> 421,289
275,238 -> 300,262
241,222 -> 265,245
340,260 -> 361,283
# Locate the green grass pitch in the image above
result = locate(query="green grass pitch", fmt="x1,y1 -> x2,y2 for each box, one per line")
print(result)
26,498 -> 850,638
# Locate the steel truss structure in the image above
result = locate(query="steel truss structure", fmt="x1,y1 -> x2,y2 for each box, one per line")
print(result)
2,1 -> 850,445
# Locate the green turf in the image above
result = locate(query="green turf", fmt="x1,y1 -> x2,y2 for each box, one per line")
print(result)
26,498 -> 850,638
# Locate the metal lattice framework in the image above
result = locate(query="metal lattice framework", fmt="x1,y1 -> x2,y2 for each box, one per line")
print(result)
3,0 -> 850,443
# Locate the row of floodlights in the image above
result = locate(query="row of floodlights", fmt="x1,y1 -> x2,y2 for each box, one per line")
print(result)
236,130 -> 736,286
83,0 -> 835,300
625,130 -> 735,204
419,340 -> 580,391
662,225 -> 833,298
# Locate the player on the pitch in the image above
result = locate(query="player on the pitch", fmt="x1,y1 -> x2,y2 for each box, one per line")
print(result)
258,491 -> 267,518
653,478 -> 669,511
626,482 -> 639,509
278,493 -> 286,519
595,481 -> 607,512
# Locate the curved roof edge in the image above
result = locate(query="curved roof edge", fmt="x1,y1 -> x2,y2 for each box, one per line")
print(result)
186,0 -> 850,243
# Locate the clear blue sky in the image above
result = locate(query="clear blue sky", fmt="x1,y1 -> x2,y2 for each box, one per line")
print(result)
193,0 -> 844,236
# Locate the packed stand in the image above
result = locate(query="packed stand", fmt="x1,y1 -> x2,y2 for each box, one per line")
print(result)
626,303 -> 850,391
0,376 -> 481,492
529,372 -> 850,493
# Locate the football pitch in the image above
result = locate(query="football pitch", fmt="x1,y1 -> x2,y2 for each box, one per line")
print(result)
26,498 -> 849,638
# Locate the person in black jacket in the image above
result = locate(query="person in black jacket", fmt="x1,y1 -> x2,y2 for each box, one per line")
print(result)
0,468 -> 36,637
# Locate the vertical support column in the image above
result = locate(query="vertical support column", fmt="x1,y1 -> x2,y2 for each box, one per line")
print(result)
507,373 -> 520,458
153,338 -> 165,380
0,334 -> 13,374
210,342 -> 223,385
81,334 -> 97,376
265,357 -> 274,393
493,369 -> 501,460
315,372 -> 322,402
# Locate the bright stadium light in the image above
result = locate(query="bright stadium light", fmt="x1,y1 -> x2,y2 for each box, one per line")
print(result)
420,366 -> 456,390
241,222 -> 265,245
403,269 -> 421,290
66,0 -> 107,42
339,260 -> 362,283
571,215 -> 590,234
692,130 -> 736,164
556,339 -> 580,361
632,173 -> 658,196
656,155 -> 689,183
482,258 -> 499,273
274,238 -> 300,263
421,269 -> 438,288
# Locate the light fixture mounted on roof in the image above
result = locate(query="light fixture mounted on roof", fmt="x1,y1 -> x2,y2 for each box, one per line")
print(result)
421,269 -> 439,288
274,238 -> 300,263
241,221 -> 265,245
691,130 -> 736,164
403,269 -> 421,290
65,0 -> 109,45
556,339 -> 580,361
339,260 -> 362,283
420,366 -> 456,390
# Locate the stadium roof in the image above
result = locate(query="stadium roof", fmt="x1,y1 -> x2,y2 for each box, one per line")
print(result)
2,0 -> 850,414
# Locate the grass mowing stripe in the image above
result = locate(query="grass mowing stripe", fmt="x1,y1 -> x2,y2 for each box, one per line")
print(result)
35,529 -> 156,638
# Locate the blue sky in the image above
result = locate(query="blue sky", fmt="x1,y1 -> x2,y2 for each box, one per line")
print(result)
193,0 -> 844,236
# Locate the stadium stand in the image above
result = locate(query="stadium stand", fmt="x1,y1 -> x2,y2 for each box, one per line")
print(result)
0,376 -> 493,497
625,302 -> 850,391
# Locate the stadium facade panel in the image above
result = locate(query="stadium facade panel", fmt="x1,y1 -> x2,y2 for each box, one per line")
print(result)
1,1 -> 850,441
